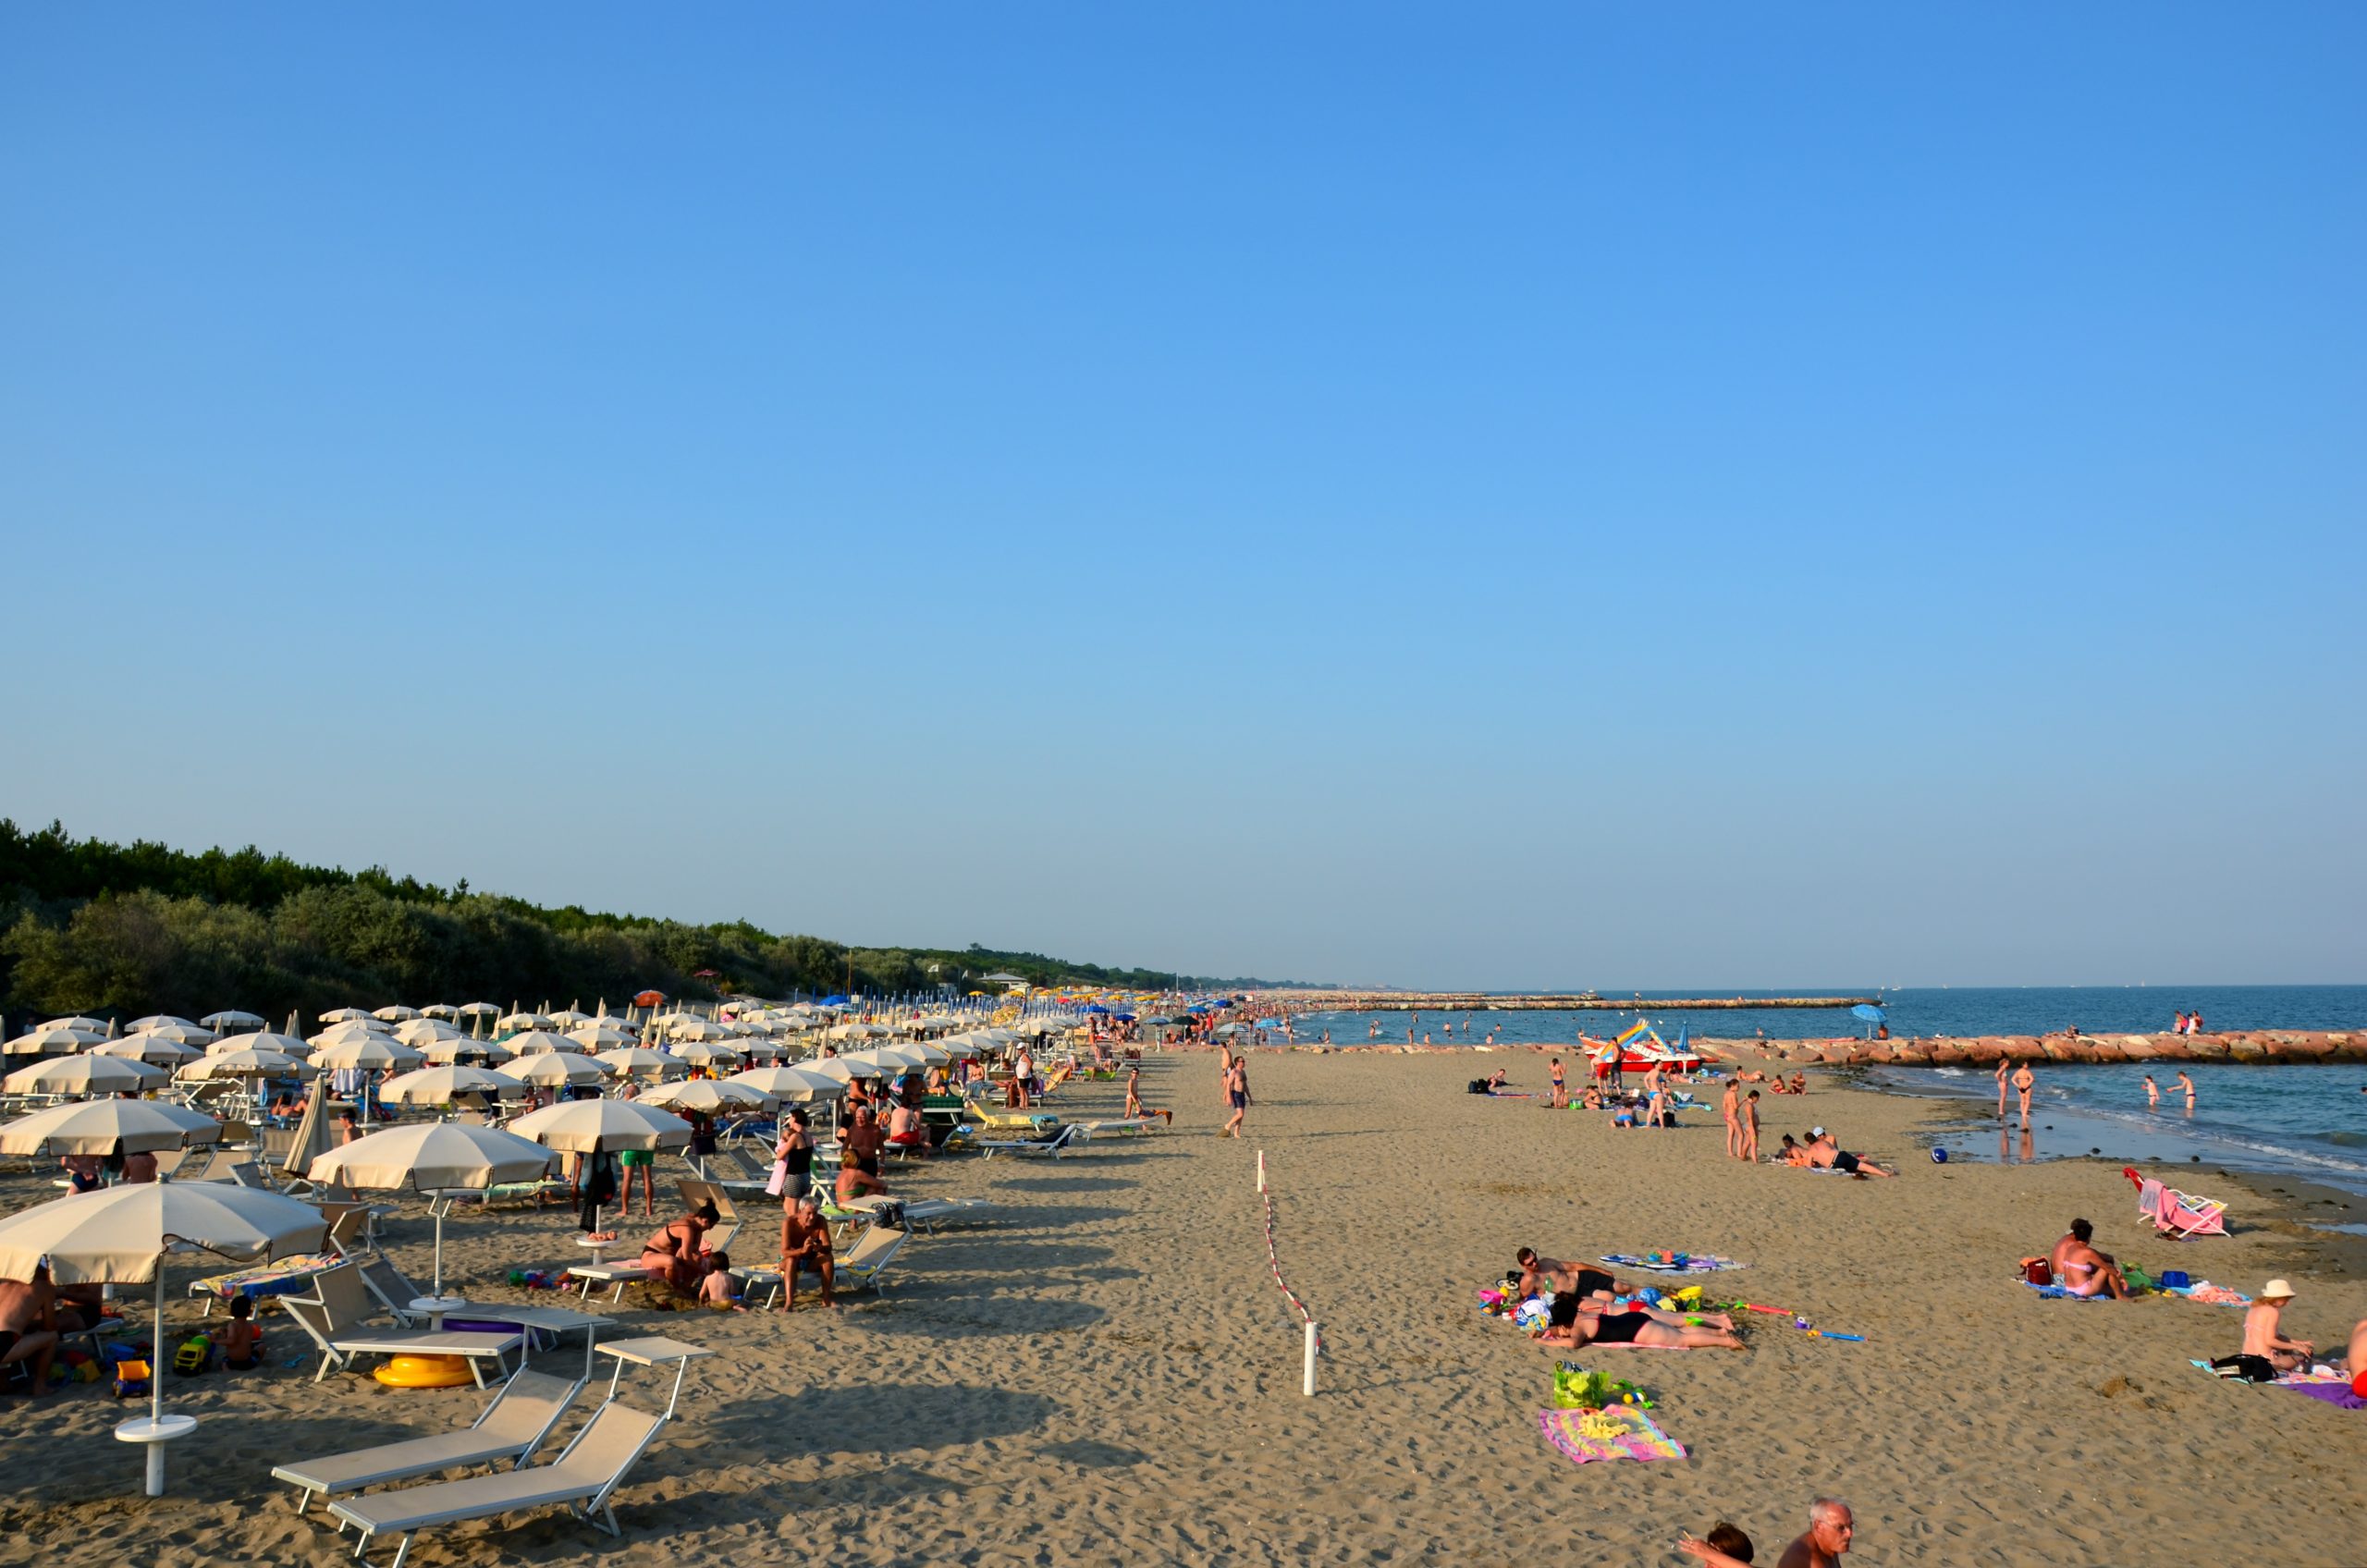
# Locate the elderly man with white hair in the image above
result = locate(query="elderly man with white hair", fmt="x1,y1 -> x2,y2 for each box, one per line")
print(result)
1779,1499 -> 1854,1568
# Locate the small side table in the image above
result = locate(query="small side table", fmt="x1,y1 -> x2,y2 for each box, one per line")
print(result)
115,1413 -> 198,1497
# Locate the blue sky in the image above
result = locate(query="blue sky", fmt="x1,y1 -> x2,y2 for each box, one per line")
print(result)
4,6 -> 2361,987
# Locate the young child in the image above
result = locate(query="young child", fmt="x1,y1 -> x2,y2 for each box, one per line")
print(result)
219,1296 -> 263,1369
697,1253 -> 742,1312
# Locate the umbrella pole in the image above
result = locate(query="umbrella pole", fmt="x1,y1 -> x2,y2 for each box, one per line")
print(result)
151,1267 -> 165,1431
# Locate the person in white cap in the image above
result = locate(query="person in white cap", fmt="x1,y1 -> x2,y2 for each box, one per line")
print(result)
2241,1280 -> 2312,1374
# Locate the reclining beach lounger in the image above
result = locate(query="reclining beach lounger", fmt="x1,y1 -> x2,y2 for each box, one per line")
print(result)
971,1123 -> 1080,1159
271,1368 -> 583,1513
732,1223 -> 906,1308
2125,1167 -> 2229,1238
280,1264 -> 524,1387
325,1399 -> 667,1568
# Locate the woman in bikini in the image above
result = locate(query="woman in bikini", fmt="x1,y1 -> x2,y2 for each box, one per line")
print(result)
1539,1293 -> 1744,1349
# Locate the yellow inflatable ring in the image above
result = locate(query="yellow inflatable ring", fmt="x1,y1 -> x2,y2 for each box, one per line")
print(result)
372,1354 -> 474,1389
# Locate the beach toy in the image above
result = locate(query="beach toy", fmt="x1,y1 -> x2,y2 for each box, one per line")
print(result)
372,1354 -> 473,1390
1931,1147 -> 1949,1163
172,1334 -> 215,1377
111,1358 -> 152,1399
1805,1330 -> 1865,1341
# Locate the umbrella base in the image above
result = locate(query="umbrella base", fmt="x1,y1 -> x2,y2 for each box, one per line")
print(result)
115,1414 -> 197,1497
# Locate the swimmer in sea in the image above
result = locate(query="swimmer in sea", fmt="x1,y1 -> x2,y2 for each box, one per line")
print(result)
2177,1070 -> 2195,1113
2144,1074 -> 2159,1109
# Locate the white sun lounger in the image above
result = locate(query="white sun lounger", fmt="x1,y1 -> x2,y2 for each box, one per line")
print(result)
280,1264 -> 524,1388
731,1224 -> 906,1308
271,1368 -> 583,1513
325,1400 -> 667,1568
970,1122 -> 1081,1159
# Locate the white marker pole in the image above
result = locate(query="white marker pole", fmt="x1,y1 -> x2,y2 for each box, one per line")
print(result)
1257,1149 -> 1265,1192
1303,1321 -> 1318,1396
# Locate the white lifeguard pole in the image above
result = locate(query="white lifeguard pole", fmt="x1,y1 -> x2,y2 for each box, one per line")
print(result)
1303,1321 -> 1318,1396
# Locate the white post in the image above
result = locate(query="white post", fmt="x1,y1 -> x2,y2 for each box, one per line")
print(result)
1302,1321 -> 1317,1396
1257,1150 -> 1265,1193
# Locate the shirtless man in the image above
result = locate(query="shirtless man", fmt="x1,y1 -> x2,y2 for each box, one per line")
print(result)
1806,1132 -> 1895,1178
1777,1499 -> 1855,1568
1995,1060 -> 2011,1120
842,1107 -> 887,1181
637,1203 -> 718,1297
1222,1059 -> 1248,1139
1739,1090 -> 1760,1162
2012,1061 -> 2035,1128
778,1194 -> 838,1310
2047,1219 -> 2128,1299
1513,1248 -> 1631,1304
1722,1079 -> 1742,1159
2242,1280 -> 2312,1373
2177,1070 -> 2196,1113
0,1266 -> 64,1395
884,1100 -> 929,1158
1550,1058 -> 1566,1109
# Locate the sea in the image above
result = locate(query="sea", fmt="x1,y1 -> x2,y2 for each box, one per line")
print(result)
1286,986 -> 2367,1200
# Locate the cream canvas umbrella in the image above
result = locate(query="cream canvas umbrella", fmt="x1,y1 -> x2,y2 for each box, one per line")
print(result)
0,1099 -> 223,1157
307,1123 -> 552,1302
726,1064 -> 844,1101
392,1018 -> 465,1047
739,1039 -> 787,1063
667,1018 -> 742,1043
594,1047 -> 688,1082
124,1015 -> 201,1035
422,1036 -> 517,1065
802,1057 -> 865,1084
497,1011 -> 554,1033
311,1035 -> 423,1072
455,1001 -> 502,1018
5,1025 -> 103,1057
94,1034 -> 202,1067
418,1003 -> 460,1020
218,1030 -> 315,1056
371,1005 -> 423,1023
42,1015 -> 109,1033
562,1024 -> 632,1051
317,1008 -> 374,1024
279,1079 -> 334,1184
132,1021 -> 213,1047
377,1066 -> 527,1106
639,1078 -> 772,1115
308,1020 -> 391,1049
509,1051 -> 610,1089
198,1010 -> 266,1031
511,1029 -> 591,1055
546,1009 -> 595,1028
178,1047 -> 313,1082
0,1182 -> 323,1494
507,1099 -> 693,1153
3,1055 -> 166,1096
668,1039 -> 744,1069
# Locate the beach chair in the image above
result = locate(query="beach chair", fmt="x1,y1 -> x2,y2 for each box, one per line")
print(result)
892,1197 -> 994,1234
673,1177 -> 742,1253
280,1264 -> 524,1388
692,1145 -> 774,1193
973,1123 -> 1081,1160
2124,1168 -> 2229,1238
152,1145 -> 215,1182
271,1368 -> 583,1513
731,1223 -> 906,1309
325,1400 -> 668,1567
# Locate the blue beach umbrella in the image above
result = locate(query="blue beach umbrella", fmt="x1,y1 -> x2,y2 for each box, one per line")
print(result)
1851,1004 -> 1886,1023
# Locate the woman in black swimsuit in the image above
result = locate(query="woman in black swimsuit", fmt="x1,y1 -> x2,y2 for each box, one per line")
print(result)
1541,1294 -> 1747,1350
772,1109 -> 816,1206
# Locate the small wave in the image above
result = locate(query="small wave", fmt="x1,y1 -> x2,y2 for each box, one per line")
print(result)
2315,1130 -> 2367,1149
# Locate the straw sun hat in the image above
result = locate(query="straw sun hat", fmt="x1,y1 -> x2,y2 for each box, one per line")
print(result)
2260,1279 -> 2297,1300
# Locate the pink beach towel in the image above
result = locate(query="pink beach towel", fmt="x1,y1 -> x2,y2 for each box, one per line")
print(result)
1537,1406 -> 1686,1465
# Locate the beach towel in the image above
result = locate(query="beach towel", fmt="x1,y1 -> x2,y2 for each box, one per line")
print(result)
188,1253 -> 341,1303
1600,1254 -> 1747,1275
1536,1405 -> 1686,1465
2022,1281 -> 2115,1302
2164,1282 -> 2250,1307
2278,1381 -> 2367,1411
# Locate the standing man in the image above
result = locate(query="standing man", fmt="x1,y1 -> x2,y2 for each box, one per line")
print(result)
2012,1060 -> 2035,1128
1739,1090 -> 1761,1163
1222,1056 -> 1247,1139
2177,1069 -> 2196,1114
1722,1078 -> 1742,1159
1549,1057 -> 1566,1109
1994,1059 -> 2011,1121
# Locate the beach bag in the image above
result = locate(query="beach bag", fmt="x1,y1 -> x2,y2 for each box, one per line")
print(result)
2160,1269 -> 2190,1289
2022,1258 -> 2054,1287
1467,1080 -> 1489,1095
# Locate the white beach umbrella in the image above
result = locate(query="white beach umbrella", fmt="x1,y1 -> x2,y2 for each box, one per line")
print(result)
307,1122 -> 553,1297
0,1182 -> 323,1494
178,1047 -> 313,1081
308,1020 -> 392,1049
93,1034 -> 202,1067
639,1078 -> 773,1114
136,1021 -> 215,1047
594,1047 -> 688,1082
0,1098 -> 224,1157
727,1065 -> 844,1101
5,1025 -> 104,1057
564,1024 -> 633,1051
3,1054 -> 166,1096
418,1003 -> 460,1020
739,1039 -> 786,1063
376,1065 -> 527,1105
371,1005 -> 423,1023
497,1011 -> 554,1033
317,1007 -> 374,1024
392,1018 -> 465,1047
668,1039 -> 744,1068
509,1051 -> 611,1089
511,1030 -> 591,1056
506,1098 -> 693,1154
546,1009 -> 595,1028
42,1016 -> 109,1033
667,1018 -> 741,1043
124,1015 -> 202,1035
198,1011 -> 266,1031
455,1001 -> 502,1017
310,1035 -> 424,1072
801,1057 -> 865,1084
215,1031 -> 313,1057
422,1036 -> 517,1065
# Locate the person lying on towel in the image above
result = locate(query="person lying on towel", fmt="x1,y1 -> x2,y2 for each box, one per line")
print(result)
1537,1293 -> 1744,1350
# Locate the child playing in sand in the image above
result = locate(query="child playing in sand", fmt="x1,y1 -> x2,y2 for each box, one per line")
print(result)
219,1296 -> 262,1369
697,1253 -> 742,1311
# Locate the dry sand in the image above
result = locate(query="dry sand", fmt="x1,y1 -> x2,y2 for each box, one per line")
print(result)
1,1051 -> 2362,1566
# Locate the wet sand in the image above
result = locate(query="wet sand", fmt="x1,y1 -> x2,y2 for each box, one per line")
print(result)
0,1050 -> 2361,1566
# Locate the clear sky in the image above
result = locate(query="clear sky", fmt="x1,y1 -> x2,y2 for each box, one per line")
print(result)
4,6 -> 2361,989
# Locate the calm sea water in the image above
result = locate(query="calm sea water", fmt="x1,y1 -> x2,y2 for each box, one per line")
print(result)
1288,986 -> 2367,1197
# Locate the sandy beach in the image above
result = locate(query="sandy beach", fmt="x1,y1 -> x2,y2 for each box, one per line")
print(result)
2,1050 -> 2361,1567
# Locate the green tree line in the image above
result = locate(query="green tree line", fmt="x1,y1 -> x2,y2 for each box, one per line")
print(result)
0,820 -> 1292,1023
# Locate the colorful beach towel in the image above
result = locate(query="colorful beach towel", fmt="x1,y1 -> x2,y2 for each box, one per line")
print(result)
1537,1405 -> 1686,1465
2164,1282 -> 2251,1307
186,1252 -> 340,1303
2022,1280 -> 2115,1302
1601,1254 -> 1747,1275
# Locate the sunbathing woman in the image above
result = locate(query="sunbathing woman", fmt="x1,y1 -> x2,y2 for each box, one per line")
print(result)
638,1202 -> 718,1297
835,1147 -> 886,1205
1539,1293 -> 1744,1350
